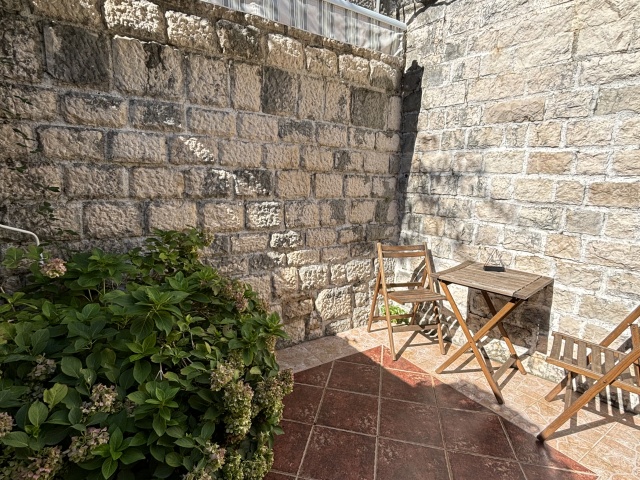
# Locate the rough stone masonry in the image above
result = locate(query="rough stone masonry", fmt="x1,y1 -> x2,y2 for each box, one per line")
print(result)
398,0 -> 640,398
0,0 -> 403,345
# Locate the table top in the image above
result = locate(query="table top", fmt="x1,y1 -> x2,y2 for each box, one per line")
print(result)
433,261 -> 553,300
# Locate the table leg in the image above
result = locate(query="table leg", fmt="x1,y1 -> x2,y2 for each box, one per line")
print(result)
436,281 -> 506,404
481,291 -> 527,375
436,289 -> 523,375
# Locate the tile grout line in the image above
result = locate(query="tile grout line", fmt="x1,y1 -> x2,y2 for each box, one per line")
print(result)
294,360 -> 335,480
373,346 -> 383,480
433,373 -> 455,480
497,414 -> 529,480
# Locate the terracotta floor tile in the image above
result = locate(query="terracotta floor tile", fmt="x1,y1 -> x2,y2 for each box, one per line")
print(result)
448,452 -> 525,480
300,426 -> 376,480
336,346 -> 382,366
327,361 -> 380,395
283,384 -> 324,424
294,362 -> 333,387
440,409 -> 516,459
520,464 -> 598,480
316,389 -> 378,435
379,397 -> 443,447
272,420 -> 312,475
501,421 -> 592,473
382,345 -> 426,372
381,368 -> 437,405
433,378 -> 491,412
376,437 -> 449,480
275,328 -> 602,480
264,472 -> 295,480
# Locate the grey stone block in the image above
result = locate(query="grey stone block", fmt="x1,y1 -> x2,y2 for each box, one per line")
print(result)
44,24 -> 110,88
130,99 -> 184,132
279,119 -> 314,144
234,169 -> 273,197
261,67 -> 297,115
184,168 -> 233,198
216,19 -> 263,60
0,15 -> 43,82
351,88 -> 386,129
62,93 -> 127,127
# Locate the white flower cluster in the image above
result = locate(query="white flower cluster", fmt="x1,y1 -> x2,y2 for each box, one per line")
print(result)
40,258 -> 66,278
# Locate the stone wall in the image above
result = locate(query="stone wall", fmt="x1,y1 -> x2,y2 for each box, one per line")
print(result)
399,0 -> 640,383
0,0 -> 403,345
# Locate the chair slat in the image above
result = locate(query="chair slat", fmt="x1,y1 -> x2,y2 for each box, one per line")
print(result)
379,245 -> 425,252
549,333 -> 563,360
382,251 -> 427,258
604,349 -> 616,376
591,345 -> 602,374
563,337 -> 575,365
577,341 -> 587,369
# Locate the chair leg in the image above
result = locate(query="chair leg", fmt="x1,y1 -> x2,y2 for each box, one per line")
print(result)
434,303 -> 445,355
382,297 -> 397,360
544,374 -> 571,402
367,272 -> 381,332
538,377 -> 605,441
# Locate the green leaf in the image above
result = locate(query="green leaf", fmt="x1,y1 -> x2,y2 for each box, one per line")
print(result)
130,316 -> 154,340
68,407 -> 82,424
45,410 -> 70,425
164,452 -> 182,468
1,431 -> 30,448
110,428 -> 123,450
120,448 -> 145,465
61,356 -> 83,378
174,437 -> 195,448
152,415 -> 166,436
133,361 -> 151,384
200,421 -> 215,439
2,247 -> 24,268
81,368 -> 97,386
28,401 -> 48,427
127,391 -> 148,405
30,329 -> 50,355
43,383 -> 68,408
101,457 -> 118,479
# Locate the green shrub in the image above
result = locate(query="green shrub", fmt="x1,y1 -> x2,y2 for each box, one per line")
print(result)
0,229 -> 291,480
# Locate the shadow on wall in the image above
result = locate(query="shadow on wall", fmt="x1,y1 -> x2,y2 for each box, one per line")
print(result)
395,54 -> 553,370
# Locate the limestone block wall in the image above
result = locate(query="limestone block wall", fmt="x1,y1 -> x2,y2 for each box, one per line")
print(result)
399,0 -> 640,381
0,0 -> 403,345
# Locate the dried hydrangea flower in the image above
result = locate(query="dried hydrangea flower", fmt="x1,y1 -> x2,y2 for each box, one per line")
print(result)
66,427 -> 110,463
223,380 -> 253,441
252,369 -> 294,420
21,446 -> 63,480
27,355 -> 56,381
0,413 -> 13,438
221,449 -> 243,480
81,384 -> 119,417
40,258 -> 66,278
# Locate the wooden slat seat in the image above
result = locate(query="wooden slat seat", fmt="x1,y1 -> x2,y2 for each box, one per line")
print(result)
538,306 -> 640,441
546,332 -> 640,395
368,243 -> 448,360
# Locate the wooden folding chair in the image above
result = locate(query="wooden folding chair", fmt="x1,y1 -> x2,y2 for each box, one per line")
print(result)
367,243 -> 447,361
538,305 -> 640,441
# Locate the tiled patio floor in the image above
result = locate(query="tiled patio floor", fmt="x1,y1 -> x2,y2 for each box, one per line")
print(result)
272,326 -> 640,480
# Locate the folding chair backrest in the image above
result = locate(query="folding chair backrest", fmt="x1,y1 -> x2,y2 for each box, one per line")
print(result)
599,304 -> 640,348
376,243 -> 436,293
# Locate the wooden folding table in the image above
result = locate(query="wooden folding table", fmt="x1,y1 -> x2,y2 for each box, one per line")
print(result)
434,261 -> 553,404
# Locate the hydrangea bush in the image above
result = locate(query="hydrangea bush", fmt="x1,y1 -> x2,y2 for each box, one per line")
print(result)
0,230 -> 292,480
